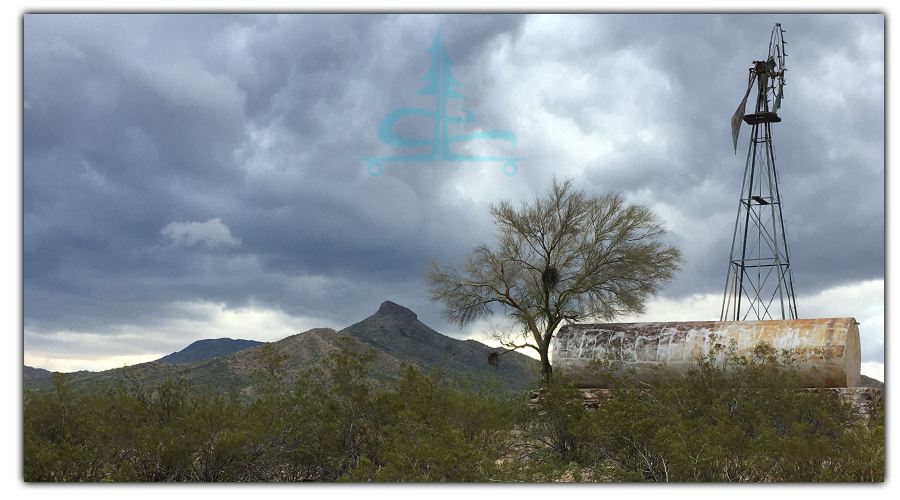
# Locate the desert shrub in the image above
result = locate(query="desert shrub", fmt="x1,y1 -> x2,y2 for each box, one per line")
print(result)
24,339 -> 883,482
523,377 -> 595,463
341,363 -> 521,482
584,341 -> 883,481
98,375 -> 253,481
24,373 -> 108,481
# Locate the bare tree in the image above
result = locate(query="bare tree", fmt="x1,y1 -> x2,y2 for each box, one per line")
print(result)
425,177 -> 682,384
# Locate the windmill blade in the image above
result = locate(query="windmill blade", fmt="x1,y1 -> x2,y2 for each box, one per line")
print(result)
768,23 -> 787,113
731,73 -> 757,153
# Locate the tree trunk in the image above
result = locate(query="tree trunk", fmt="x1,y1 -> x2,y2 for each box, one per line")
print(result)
539,342 -> 553,385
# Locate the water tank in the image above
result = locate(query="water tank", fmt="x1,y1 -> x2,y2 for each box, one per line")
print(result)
552,318 -> 860,388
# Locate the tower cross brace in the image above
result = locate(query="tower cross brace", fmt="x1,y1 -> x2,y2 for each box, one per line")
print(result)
722,57 -> 798,322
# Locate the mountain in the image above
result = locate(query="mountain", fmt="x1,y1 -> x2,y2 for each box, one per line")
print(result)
24,365 -> 52,381
23,301 -> 541,396
22,301 -> 886,399
155,338 -> 264,364
342,301 -> 539,389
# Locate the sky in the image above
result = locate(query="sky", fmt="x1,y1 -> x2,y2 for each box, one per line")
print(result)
21,13 -> 885,380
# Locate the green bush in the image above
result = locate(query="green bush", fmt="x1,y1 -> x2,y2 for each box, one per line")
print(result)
24,373 -> 108,481
567,341 -> 884,481
24,339 -> 883,482
342,364 -> 520,481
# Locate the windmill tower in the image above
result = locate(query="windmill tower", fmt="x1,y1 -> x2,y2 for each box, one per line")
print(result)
721,24 -> 798,321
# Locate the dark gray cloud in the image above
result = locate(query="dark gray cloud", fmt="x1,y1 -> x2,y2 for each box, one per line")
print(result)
23,13 -> 883,369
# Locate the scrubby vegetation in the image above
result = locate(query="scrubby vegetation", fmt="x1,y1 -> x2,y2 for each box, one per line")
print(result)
24,339 -> 883,482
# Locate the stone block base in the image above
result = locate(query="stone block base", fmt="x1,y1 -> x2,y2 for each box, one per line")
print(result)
530,387 -> 883,420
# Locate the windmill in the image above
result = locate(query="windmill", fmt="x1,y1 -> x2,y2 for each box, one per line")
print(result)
721,23 -> 798,321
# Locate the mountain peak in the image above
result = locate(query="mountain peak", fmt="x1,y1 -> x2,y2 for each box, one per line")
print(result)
156,338 -> 263,364
376,301 -> 418,321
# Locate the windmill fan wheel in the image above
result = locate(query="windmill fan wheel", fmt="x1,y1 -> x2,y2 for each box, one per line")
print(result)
767,23 -> 787,111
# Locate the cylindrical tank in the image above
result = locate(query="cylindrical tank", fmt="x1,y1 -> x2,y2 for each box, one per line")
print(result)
552,318 -> 860,388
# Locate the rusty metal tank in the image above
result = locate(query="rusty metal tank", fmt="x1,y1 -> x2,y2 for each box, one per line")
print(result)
552,318 -> 860,388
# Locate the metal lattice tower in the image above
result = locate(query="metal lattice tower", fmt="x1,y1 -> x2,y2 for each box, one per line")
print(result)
721,24 -> 798,321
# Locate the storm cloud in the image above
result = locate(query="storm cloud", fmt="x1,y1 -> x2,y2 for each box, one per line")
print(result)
23,14 -> 884,375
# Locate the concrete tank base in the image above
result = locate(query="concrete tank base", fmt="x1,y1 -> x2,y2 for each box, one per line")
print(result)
553,318 -> 861,388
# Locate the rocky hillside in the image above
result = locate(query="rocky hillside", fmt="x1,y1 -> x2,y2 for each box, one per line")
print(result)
340,301 -> 539,390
